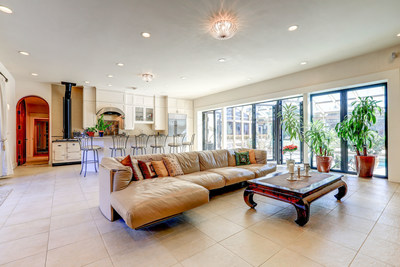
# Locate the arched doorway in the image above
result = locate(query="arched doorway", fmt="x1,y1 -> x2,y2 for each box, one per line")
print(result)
16,96 -> 49,165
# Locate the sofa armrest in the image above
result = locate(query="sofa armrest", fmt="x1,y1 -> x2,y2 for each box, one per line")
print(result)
99,157 -> 132,221
254,149 -> 267,164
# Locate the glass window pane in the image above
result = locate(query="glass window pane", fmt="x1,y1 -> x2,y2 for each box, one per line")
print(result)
215,110 -> 222,150
227,108 -> 233,121
311,93 -> 341,169
255,101 -> 276,160
235,107 -> 242,121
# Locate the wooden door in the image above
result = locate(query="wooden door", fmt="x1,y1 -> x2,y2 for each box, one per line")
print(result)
16,99 -> 27,165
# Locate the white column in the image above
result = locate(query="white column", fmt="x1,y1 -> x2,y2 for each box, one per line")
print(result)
303,93 -> 310,163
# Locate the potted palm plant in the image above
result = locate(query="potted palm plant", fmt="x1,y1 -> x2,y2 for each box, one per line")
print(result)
304,120 -> 334,172
335,96 -> 382,178
279,103 -> 302,166
96,114 -> 112,137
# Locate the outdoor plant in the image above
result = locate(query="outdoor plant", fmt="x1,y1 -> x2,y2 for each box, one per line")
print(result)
304,120 -> 334,157
283,144 -> 298,161
96,114 -> 112,132
335,96 -> 382,156
279,103 -> 302,142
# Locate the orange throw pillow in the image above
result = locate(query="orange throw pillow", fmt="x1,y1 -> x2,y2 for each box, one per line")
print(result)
240,149 -> 257,164
162,157 -> 184,176
120,155 -> 143,181
138,160 -> 157,179
152,161 -> 169,177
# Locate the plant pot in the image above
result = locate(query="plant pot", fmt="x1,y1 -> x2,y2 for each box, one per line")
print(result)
316,155 -> 333,173
286,159 -> 295,169
87,131 -> 95,137
98,131 -> 104,137
355,155 -> 376,178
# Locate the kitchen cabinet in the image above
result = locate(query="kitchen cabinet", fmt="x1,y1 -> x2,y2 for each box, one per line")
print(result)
83,86 -> 97,129
124,105 -> 134,130
153,96 -> 167,130
134,95 -> 154,124
52,141 -> 81,166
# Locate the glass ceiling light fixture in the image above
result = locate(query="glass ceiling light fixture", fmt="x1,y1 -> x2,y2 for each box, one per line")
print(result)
209,11 -> 238,40
141,73 -> 154,82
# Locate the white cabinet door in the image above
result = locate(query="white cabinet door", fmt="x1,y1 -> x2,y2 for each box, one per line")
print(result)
134,95 -> 144,106
124,105 -> 134,130
153,106 -> 166,130
143,96 -> 154,108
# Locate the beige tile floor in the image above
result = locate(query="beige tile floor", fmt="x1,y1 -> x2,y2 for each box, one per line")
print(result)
0,165 -> 399,266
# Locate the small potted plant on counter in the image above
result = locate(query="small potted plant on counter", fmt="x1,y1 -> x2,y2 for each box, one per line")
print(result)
304,120 -> 334,173
279,103 -> 302,167
96,114 -> 111,137
85,127 -> 97,137
335,96 -> 382,178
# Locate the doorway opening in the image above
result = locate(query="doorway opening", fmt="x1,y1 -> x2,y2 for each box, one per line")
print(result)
16,96 -> 49,165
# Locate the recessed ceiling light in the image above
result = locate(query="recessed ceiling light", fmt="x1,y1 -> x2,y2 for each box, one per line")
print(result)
300,61 -> 308,65
107,74 -> 113,78
288,25 -> 299,31
116,63 -> 124,67
0,6 -> 13,14
246,78 -> 252,81
84,81 -> 90,84
31,73 -> 38,76
141,32 -> 151,38
397,33 -> 400,37
180,76 -> 187,80
18,51 -> 30,56
218,58 -> 226,62
108,84 -> 112,87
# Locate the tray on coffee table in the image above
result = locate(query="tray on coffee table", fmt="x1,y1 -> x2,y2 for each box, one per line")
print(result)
243,171 -> 347,226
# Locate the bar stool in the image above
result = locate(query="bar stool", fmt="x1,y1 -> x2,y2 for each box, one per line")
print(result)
182,133 -> 195,152
131,134 -> 149,155
78,136 -> 101,177
168,134 -> 185,153
110,134 -> 129,157
150,134 -> 167,154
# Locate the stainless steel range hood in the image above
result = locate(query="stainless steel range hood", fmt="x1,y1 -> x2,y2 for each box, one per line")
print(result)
96,107 -> 125,116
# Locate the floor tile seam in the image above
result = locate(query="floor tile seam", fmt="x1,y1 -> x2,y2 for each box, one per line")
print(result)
172,240 -> 216,264
347,187 -> 396,266
0,227 -> 50,245
0,250 -> 46,266
194,221 -> 246,243
49,218 -> 97,233
1,181 -> 32,226
47,230 -> 103,252
240,224 -> 291,248
44,177 -> 57,267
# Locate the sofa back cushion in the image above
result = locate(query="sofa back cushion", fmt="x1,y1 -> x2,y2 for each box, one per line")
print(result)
173,152 -> 200,174
212,150 -> 229,168
198,151 -> 218,171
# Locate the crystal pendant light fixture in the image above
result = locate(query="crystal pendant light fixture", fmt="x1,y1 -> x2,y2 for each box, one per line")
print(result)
209,11 -> 238,40
141,73 -> 154,82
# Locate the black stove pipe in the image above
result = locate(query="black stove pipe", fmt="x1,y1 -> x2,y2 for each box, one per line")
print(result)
61,81 -> 76,139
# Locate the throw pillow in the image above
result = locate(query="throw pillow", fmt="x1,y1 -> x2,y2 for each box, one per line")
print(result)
138,160 -> 157,179
152,161 -> 169,177
235,151 -> 251,166
120,155 -> 143,181
240,149 -> 257,164
162,157 -> 184,176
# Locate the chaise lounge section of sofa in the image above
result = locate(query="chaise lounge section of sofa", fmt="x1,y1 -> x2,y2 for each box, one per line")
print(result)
99,149 -> 276,229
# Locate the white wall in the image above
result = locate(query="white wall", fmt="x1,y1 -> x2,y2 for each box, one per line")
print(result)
0,62 -> 16,172
194,44 -> 400,183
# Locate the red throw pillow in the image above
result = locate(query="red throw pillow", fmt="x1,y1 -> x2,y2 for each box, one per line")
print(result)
120,155 -> 143,181
138,160 -> 157,179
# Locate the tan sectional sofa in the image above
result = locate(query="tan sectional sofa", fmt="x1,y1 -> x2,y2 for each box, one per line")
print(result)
99,149 -> 276,229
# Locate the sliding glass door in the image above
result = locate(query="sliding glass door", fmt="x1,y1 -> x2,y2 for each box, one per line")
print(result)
202,110 -> 222,150
255,102 -> 277,161
310,83 -> 387,177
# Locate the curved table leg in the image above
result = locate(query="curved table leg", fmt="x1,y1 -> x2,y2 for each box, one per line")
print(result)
334,183 -> 348,201
293,200 -> 310,226
244,189 -> 257,208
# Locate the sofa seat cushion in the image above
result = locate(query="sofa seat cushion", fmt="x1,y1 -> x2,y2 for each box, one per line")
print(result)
236,163 -> 277,178
175,171 -> 225,190
110,177 -> 209,229
207,167 -> 255,185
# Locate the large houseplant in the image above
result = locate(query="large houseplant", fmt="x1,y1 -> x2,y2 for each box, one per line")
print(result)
335,96 -> 382,178
96,115 -> 112,137
279,103 -> 302,166
304,120 -> 334,172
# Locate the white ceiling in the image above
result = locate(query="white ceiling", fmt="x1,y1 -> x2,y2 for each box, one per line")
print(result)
1,0 -> 400,99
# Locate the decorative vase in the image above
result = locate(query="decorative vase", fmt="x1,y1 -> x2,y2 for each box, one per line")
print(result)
286,159 -> 295,169
355,155 -> 376,178
316,155 -> 332,173
87,131 -> 94,137
99,131 -> 104,137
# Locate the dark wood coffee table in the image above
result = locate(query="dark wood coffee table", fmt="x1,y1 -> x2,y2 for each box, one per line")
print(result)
243,171 -> 347,226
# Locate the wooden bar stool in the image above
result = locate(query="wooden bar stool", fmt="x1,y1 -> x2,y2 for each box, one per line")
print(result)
110,134 -> 129,157
78,136 -> 101,177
